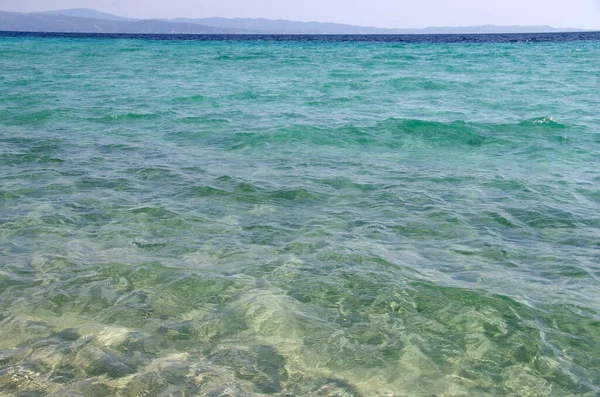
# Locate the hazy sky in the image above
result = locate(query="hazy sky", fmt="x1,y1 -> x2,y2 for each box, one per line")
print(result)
2,0 -> 600,29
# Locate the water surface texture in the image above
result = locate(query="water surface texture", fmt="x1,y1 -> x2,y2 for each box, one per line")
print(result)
1,34 -> 600,396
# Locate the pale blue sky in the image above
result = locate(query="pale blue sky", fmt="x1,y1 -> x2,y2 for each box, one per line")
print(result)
2,0 -> 600,29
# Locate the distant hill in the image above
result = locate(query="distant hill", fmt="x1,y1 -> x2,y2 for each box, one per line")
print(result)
170,17 -> 580,34
0,9 -> 584,35
33,8 -> 137,22
171,17 -> 399,34
416,24 -> 577,34
0,12 -> 241,34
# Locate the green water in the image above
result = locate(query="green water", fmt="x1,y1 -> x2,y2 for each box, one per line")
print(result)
0,37 -> 599,396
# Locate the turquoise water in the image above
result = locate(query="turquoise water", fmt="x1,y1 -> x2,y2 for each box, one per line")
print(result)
1,36 -> 599,396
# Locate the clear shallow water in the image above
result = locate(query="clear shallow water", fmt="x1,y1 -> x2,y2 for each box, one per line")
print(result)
0,34 -> 599,396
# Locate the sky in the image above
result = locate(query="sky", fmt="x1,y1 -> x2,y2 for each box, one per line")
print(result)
2,0 -> 600,29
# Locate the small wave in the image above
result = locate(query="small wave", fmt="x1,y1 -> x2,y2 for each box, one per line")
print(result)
231,90 -> 261,100
229,91 -> 284,102
88,112 -> 161,124
506,206 -> 580,230
184,185 -> 229,197
124,167 -> 181,182
184,116 -> 585,152
214,52 -> 273,61
320,80 -> 369,91
328,70 -> 365,79
519,116 -> 566,129
268,187 -> 321,202
129,206 -> 180,220
310,177 -> 377,192
483,178 -> 532,193
384,118 -> 487,146
0,153 -> 65,166
1,109 -> 55,126
116,46 -> 145,53
224,118 -> 490,150
174,117 -> 228,127
371,53 -> 418,61
170,95 -> 207,104
181,178 -> 323,204
388,77 -> 448,91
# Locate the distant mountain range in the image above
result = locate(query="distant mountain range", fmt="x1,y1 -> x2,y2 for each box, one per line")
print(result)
34,8 -> 137,22
0,9 -> 585,35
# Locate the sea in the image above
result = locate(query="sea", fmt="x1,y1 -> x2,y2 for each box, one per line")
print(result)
0,32 -> 599,396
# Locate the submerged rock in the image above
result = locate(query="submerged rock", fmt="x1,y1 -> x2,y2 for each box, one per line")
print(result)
47,380 -> 113,397
209,345 -> 288,394
74,345 -> 137,379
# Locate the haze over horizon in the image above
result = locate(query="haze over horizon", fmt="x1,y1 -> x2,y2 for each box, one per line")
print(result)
2,0 -> 600,29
